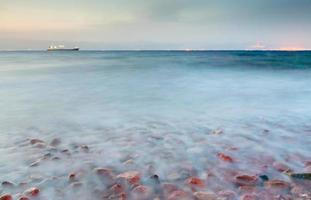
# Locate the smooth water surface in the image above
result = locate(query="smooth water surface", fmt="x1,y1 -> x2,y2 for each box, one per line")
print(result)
0,51 -> 311,199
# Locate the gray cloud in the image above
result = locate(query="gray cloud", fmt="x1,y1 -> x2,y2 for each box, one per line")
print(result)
0,0 -> 310,49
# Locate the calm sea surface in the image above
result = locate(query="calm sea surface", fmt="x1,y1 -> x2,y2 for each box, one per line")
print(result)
0,51 -> 311,199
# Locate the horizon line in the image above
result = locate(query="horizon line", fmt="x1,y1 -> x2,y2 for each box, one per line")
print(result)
0,49 -> 311,52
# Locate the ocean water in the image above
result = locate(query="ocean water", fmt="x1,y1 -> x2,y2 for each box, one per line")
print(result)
0,51 -> 311,199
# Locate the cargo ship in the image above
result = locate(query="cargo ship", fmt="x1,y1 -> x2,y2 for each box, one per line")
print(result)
47,45 -> 79,51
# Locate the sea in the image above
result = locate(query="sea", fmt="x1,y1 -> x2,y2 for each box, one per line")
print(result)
0,51 -> 310,199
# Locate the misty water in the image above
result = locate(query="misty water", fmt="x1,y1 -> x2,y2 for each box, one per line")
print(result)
0,51 -> 311,199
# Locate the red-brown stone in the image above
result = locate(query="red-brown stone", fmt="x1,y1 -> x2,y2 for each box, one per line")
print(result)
234,174 -> 258,186
110,184 -> 124,194
217,153 -> 234,163
186,177 -> 205,188
69,172 -> 77,182
24,187 -> 40,196
117,171 -> 140,185
264,180 -> 290,190
0,194 -> 12,200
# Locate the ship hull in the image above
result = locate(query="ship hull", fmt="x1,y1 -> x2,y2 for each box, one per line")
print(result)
47,48 -> 79,51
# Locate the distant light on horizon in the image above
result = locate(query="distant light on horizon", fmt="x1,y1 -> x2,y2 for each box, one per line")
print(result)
277,47 -> 306,51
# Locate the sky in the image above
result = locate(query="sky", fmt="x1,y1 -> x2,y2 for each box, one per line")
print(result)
0,0 -> 311,50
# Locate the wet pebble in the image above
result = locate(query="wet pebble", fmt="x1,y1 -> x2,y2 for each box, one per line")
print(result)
259,175 -> 269,182
18,197 -> 30,200
234,174 -> 258,186
61,149 -> 71,155
110,184 -> 124,194
150,174 -> 160,184
95,167 -> 112,174
80,145 -> 89,152
217,152 -> 234,163
30,139 -> 44,145
51,156 -> 61,160
210,128 -> 224,135
50,138 -> 61,146
1,181 -> 15,187
0,194 -> 12,200
264,180 -> 290,190
68,172 -> 78,182
186,177 -> 205,188
193,191 -> 217,200
117,171 -> 140,185
304,161 -> 311,167
24,187 -> 40,197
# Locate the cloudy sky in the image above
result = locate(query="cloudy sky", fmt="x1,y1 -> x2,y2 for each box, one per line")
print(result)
0,0 -> 310,50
